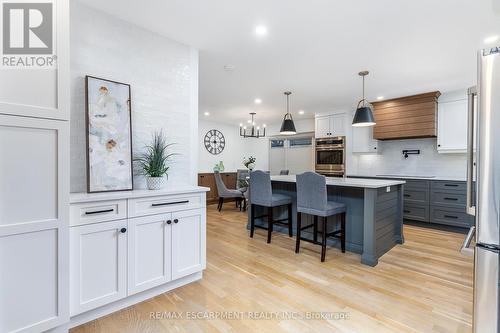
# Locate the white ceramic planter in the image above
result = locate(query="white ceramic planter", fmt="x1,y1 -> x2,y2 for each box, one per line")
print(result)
146,176 -> 166,190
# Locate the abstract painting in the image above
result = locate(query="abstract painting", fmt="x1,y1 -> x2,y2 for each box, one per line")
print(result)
85,76 -> 133,193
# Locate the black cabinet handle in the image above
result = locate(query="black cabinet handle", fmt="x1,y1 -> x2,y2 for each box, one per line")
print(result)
404,194 -> 411,198
444,197 -> 459,201
174,219 -> 179,224
438,144 -> 441,147
151,200 -> 189,207
404,210 -> 411,213
166,220 -> 172,224
444,184 -> 459,187
120,228 -> 127,233
85,209 -> 114,215
444,215 -> 458,219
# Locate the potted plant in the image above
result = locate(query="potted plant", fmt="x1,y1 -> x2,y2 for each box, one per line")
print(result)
243,156 -> 256,171
135,131 -> 176,190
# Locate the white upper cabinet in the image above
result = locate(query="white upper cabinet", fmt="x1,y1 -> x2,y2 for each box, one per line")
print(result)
315,113 -> 347,138
437,97 -> 468,153
352,126 -> 379,153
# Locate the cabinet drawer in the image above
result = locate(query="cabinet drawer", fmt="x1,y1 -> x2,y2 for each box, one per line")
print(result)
430,206 -> 473,228
404,179 -> 430,190
431,180 -> 466,192
70,199 -> 127,226
403,189 -> 429,204
403,204 -> 429,222
128,194 -> 202,218
430,191 -> 467,208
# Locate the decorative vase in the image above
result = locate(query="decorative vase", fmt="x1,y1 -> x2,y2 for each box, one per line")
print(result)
218,161 -> 225,172
247,162 -> 255,171
146,176 -> 165,190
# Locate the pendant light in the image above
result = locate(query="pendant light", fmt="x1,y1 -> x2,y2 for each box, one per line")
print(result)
352,71 -> 376,127
280,91 -> 297,135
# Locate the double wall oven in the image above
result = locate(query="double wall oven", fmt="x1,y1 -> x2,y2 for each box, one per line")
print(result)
315,136 -> 345,177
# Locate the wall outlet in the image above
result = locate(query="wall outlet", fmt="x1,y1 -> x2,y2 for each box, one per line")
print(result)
386,186 -> 391,192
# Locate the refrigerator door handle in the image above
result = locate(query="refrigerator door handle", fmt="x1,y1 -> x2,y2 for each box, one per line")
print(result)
466,86 -> 477,216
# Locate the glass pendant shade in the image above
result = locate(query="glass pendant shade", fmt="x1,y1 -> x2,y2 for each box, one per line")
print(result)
280,91 -> 297,135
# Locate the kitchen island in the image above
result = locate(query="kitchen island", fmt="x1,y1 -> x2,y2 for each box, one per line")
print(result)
248,175 -> 406,266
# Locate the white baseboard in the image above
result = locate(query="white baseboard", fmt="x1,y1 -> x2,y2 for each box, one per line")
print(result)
69,271 -> 203,329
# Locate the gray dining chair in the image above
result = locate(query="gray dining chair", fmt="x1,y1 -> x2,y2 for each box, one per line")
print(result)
236,169 -> 250,210
249,170 -> 293,243
279,170 -> 289,175
295,171 -> 346,262
214,171 -> 244,212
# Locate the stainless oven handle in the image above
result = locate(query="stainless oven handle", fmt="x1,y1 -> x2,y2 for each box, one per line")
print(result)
466,86 -> 476,216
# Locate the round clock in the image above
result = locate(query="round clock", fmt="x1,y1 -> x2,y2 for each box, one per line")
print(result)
204,129 -> 225,155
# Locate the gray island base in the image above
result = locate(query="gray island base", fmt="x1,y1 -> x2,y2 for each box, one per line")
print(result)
248,175 -> 406,266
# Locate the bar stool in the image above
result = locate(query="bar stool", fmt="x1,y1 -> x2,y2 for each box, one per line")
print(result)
295,172 -> 346,262
249,170 -> 293,243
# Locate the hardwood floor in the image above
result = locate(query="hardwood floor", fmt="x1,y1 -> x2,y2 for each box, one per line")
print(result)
72,204 -> 473,333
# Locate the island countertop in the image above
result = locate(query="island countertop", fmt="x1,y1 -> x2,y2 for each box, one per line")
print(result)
271,175 -> 406,189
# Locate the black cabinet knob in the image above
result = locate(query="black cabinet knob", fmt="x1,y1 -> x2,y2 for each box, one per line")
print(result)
174,219 -> 179,224
438,144 -> 441,147
120,228 -> 127,233
166,220 -> 172,224
374,147 -> 377,150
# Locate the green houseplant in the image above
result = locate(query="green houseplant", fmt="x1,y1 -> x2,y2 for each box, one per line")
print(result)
135,131 -> 176,190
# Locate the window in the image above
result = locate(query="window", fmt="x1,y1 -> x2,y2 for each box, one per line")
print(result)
270,139 -> 285,148
289,137 -> 312,147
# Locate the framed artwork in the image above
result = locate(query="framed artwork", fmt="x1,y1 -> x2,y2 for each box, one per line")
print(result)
85,75 -> 133,193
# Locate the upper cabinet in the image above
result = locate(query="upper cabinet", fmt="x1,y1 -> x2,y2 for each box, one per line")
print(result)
315,113 -> 347,138
352,126 -> 379,153
372,92 -> 440,140
437,93 -> 469,153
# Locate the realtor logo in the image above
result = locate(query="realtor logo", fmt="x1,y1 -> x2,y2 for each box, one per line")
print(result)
2,1 -> 55,68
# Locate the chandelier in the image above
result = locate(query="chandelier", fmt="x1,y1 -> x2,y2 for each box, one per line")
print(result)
239,112 -> 266,138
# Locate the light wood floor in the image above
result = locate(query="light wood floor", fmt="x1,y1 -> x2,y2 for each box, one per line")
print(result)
72,204 -> 473,333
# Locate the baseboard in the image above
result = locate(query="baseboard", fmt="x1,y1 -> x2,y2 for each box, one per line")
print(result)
69,271 -> 203,329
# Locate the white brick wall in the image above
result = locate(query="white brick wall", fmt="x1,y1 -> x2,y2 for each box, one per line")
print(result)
70,1 -> 198,192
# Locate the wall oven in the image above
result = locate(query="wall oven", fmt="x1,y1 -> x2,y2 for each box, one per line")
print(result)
315,136 -> 345,177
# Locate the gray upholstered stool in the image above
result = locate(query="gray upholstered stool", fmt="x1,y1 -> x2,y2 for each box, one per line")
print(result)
249,170 -> 293,243
295,172 -> 346,262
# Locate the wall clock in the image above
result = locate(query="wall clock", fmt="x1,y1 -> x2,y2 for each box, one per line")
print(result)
204,129 -> 226,155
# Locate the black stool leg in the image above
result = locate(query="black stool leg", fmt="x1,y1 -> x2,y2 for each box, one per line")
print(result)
295,212 -> 301,253
287,203 -> 293,237
250,204 -> 255,238
267,206 -> 273,244
313,215 -> 318,242
321,217 -> 327,262
218,197 -> 224,212
341,212 -> 346,253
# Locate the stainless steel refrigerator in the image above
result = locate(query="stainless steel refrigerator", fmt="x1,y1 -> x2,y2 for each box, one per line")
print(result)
466,46 -> 500,333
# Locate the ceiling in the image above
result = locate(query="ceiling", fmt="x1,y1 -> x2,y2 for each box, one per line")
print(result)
81,0 -> 500,125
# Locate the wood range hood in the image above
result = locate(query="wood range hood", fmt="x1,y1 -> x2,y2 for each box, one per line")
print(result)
372,91 -> 441,140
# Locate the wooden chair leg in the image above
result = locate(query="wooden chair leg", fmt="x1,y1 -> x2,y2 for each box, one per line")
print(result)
341,212 -> 346,253
321,217 -> 327,262
295,212 -> 302,253
250,204 -> 255,238
287,204 -> 293,237
267,207 -> 273,244
313,215 -> 318,242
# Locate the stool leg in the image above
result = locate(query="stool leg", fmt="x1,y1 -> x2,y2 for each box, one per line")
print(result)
295,212 -> 302,253
341,212 -> 346,253
321,217 -> 327,262
267,206 -> 273,244
250,204 -> 255,238
313,215 -> 318,242
287,203 -> 293,237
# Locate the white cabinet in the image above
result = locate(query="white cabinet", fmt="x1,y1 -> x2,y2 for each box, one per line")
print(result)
172,209 -> 204,280
352,126 -> 379,153
70,220 -> 128,315
128,214 -> 172,295
437,98 -> 468,153
315,113 -> 347,138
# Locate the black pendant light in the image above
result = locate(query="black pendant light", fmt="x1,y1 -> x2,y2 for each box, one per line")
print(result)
280,91 -> 297,135
352,71 -> 376,127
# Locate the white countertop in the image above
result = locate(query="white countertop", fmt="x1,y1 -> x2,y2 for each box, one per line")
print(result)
70,185 -> 210,204
271,175 -> 405,189
347,174 -> 467,182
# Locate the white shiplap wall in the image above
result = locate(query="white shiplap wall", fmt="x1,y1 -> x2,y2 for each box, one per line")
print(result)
70,1 -> 198,192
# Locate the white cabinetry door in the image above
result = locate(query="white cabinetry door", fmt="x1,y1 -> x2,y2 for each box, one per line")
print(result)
437,99 -> 468,153
128,214 -> 172,295
172,209 -> 205,280
315,116 -> 331,138
70,220 -> 127,316
0,115 -> 68,333
352,126 -> 379,153
331,113 -> 347,137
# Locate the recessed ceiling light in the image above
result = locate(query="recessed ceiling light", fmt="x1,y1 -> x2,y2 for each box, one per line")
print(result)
203,111 -> 210,116
377,96 -> 384,100
254,98 -> 262,104
298,110 -> 305,115
484,35 -> 499,44
255,25 -> 267,36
